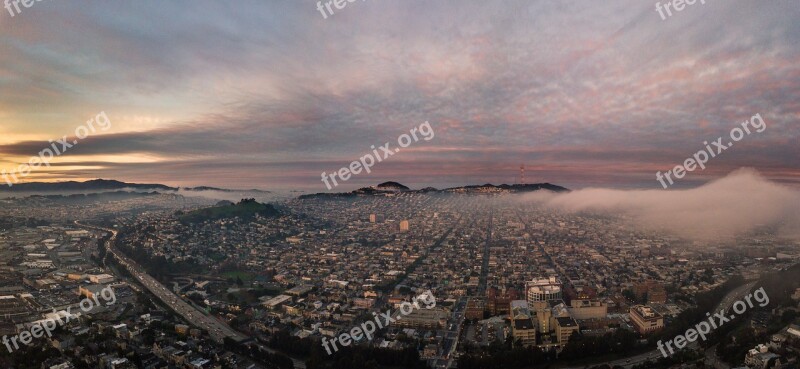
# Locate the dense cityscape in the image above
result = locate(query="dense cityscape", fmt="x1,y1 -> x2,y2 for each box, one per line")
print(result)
0,183 -> 799,368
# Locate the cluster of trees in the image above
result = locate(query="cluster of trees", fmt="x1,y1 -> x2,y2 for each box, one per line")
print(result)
756,263 -> 800,308
266,330 -> 426,369
223,337 -> 294,369
630,349 -> 703,369
714,263 -> 800,364
115,236 -> 203,280
178,198 -> 279,224
648,274 -> 745,347
0,217 -> 49,231
457,345 -> 554,369
305,345 -> 425,369
458,329 -> 638,368
0,344 -> 62,369
559,328 -> 640,360
715,327 -> 762,365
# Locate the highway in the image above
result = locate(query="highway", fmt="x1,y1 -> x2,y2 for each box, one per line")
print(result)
75,222 -> 247,343
77,221 -> 308,368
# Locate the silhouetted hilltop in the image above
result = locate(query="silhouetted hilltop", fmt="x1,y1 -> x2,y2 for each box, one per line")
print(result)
299,181 -> 569,199
177,199 -> 280,224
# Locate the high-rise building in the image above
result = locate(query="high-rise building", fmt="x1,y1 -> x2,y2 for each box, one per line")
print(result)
369,213 -> 376,223
399,220 -> 409,231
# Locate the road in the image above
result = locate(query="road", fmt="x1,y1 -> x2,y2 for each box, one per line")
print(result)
78,221 -> 307,368
433,209 -> 493,369
433,297 -> 467,369
75,222 -> 247,342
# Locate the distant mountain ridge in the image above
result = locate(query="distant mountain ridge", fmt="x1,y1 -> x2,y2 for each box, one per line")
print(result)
299,181 -> 569,199
0,179 -> 269,193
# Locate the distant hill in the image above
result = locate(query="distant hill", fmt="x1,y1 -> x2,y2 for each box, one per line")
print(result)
376,181 -> 410,191
0,179 -> 174,192
178,198 -> 280,224
0,179 -> 269,193
25,191 -> 160,204
182,186 -> 270,193
443,183 -> 570,193
299,181 -> 569,199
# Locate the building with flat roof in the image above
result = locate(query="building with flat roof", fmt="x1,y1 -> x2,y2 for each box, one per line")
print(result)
89,274 -> 115,284
510,300 -> 536,347
261,295 -> 292,309
629,305 -> 663,335
568,299 -> 607,320
78,284 -> 111,299
555,317 -> 579,344
285,284 -> 314,297
391,307 -> 448,329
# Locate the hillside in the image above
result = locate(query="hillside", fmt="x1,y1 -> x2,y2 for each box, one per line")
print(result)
178,199 -> 280,224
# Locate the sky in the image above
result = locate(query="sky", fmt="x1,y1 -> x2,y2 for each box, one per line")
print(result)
0,0 -> 798,192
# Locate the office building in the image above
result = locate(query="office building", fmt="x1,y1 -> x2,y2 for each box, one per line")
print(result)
629,305 -> 664,335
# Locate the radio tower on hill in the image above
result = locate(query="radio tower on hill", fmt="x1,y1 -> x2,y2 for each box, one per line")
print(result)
520,164 -> 525,185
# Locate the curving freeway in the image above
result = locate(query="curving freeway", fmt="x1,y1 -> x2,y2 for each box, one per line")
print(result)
76,221 -> 247,343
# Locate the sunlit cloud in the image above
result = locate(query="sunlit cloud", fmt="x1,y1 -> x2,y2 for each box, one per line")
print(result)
0,0 -> 797,190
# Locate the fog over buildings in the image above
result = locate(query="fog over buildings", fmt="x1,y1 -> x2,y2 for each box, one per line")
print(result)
523,169 -> 800,242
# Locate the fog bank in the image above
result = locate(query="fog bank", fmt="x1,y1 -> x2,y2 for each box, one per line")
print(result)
523,168 -> 800,242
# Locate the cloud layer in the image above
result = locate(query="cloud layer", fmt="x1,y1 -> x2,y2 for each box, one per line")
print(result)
0,1 -> 798,190
523,169 -> 800,242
